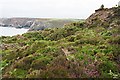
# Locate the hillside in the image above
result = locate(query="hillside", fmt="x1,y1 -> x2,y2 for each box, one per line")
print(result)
86,7 -> 120,29
0,6 -> 120,78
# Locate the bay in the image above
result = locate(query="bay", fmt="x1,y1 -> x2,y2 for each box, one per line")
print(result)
0,26 -> 29,36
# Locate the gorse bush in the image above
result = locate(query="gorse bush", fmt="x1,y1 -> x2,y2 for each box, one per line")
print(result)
10,69 -> 27,78
31,56 -> 52,70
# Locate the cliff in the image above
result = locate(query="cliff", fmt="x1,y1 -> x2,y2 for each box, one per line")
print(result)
0,18 -> 36,28
0,18 -> 81,30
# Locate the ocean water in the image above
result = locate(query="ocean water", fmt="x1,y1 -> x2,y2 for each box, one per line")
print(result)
0,26 -> 29,36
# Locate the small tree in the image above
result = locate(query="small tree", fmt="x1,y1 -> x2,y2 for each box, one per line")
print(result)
100,4 -> 104,9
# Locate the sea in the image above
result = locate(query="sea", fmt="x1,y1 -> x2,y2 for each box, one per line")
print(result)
0,26 -> 29,36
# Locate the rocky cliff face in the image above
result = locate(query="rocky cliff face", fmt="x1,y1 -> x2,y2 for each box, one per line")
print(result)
0,18 -> 36,28
29,19 -> 79,31
0,18 -> 80,30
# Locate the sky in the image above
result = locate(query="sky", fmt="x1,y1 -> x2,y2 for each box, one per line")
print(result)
0,0 -> 119,19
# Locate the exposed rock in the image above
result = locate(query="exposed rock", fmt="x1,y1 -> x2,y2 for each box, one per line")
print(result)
86,7 -> 120,28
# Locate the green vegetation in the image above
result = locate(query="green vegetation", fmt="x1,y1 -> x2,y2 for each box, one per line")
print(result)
1,7 -> 120,78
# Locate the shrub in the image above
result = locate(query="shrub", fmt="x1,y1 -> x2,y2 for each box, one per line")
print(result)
67,36 -> 75,42
98,61 -> 118,78
31,56 -> 52,70
26,70 -> 41,78
0,60 -> 9,73
36,46 -> 58,54
2,37 -> 17,43
10,69 -> 27,78
13,55 -> 34,70
108,35 -> 120,44
22,32 -> 44,40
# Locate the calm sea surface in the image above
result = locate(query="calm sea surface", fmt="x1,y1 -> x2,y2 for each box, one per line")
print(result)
0,26 -> 29,36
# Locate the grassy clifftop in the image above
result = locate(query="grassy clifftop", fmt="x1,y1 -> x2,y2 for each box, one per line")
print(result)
0,7 -> 120,78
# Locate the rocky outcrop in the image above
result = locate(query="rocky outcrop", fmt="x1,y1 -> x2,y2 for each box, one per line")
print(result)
86,7 -> 120,28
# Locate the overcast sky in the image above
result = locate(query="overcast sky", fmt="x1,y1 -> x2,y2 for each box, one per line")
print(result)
0,0 -> 119,19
